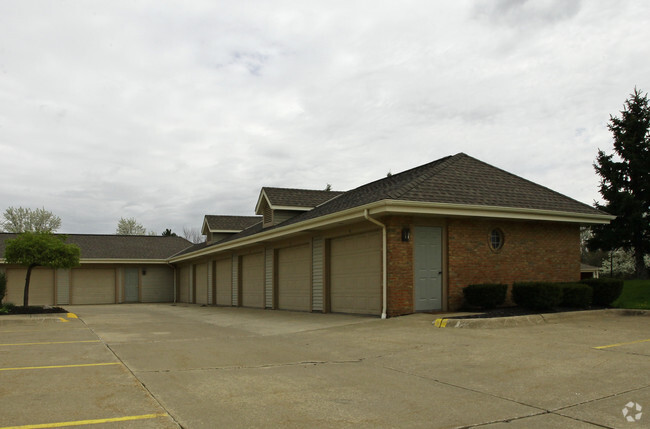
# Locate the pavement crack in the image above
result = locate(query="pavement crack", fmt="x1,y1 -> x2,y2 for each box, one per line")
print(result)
136,358 -> 365,373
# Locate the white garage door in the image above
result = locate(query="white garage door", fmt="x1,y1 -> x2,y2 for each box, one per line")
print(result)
215,258 -> 232,306
241,252 -> 264,308
179,265 -> 191,303
330,231 -> 382,315
6,268 -> 55,306
72,268 -> 115,304
277,244 -> 311,311
194,263 -> 209,305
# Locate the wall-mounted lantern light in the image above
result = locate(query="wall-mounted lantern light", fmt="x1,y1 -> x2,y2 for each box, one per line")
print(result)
401,227 -> 411,242
142,269 -> 147,276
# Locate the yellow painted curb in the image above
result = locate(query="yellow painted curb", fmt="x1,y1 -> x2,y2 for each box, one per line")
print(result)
66,313 -> 78,319
433,318 -> 448,328
57,317 -> 69,323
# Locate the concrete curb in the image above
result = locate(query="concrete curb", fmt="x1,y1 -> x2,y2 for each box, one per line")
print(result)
433,308 -> 650,329
0,313 -> 74,326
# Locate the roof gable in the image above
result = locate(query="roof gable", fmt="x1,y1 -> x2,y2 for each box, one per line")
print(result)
254,187 -> 344,214
202,215 -> 261,234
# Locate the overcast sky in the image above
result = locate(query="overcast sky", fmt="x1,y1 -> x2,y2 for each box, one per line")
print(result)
0,1 -> 648,235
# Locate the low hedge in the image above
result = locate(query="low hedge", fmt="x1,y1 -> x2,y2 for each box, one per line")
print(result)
560,283 -> 592,308
580,278 -> 624,306
512,282 -> 563,311
463,283 -> 508,309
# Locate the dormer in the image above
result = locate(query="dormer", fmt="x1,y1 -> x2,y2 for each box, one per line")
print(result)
255,187 -> 344,228
201,215 -> 262,244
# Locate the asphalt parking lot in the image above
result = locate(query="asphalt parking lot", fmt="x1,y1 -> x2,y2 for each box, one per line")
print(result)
1,304 -> 649,429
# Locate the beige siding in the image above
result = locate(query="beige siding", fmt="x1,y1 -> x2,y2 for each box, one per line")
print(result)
215,258 -> 232,306
56,269 -> 70,305
6,268 -> 55,306
71,268 -> 116,304
330,231 -> 382,315
312,237 -> 324,311
240,252 -> 264,308
265,249 -> 273,308
179,265 -> 191,303
231,255 -> 238,305
277,244 -> 311,311
195,263 -> 209,305
141,266 -> 174,302
207,262 -> 214,304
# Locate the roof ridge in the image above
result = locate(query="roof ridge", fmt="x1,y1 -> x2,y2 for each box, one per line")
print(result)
387,153 -> 462,200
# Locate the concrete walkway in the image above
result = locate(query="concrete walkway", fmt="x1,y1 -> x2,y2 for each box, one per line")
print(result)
1,304 -> 649,428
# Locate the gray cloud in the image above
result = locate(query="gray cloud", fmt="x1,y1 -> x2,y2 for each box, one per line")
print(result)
0,1 -> 648,234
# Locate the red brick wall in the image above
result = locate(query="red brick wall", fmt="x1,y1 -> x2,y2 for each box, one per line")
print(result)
447,219 -> 580,310
384,216 -> 414,316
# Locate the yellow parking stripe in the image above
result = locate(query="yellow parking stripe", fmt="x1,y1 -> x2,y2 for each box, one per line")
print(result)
594,338 -> 650,349
0,362 -> 120,372
0,340 -> 100,347
0,413 -> 167,428
57,318 -> 69,323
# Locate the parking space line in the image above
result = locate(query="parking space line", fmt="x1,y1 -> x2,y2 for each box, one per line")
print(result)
0,340 -> 100,347
0,362 -> 120,372
0,413 -> 168,428
594,338 -> 650,349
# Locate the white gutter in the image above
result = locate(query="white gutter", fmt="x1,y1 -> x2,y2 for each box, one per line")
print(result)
169,199 -> 614,263
364,209 -> 387,320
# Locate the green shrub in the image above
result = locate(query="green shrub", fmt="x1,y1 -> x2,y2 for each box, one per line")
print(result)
580,278 -> 624,306
560,283 -> 593,308
0,302 -> 15,314
512,282 -> 563,311
463,283 -> 508,309
0,272 -> 6,304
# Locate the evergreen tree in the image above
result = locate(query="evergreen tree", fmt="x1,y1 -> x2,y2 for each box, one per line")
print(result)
589,88 -> 650,279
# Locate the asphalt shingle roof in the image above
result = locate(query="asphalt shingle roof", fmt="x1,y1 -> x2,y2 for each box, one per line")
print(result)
205,215 -> 262,231
261,187 -> 344,208
0,233 -> 192,260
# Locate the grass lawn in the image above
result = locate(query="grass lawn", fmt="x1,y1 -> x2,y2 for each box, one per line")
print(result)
612,279 -> 650,310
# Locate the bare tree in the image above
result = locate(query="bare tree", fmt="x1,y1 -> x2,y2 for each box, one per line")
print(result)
183,226 -> 204,244
116,217 -> 147,235
1,207 -> 62,233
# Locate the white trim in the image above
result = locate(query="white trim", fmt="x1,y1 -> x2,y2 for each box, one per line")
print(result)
170,199 -> 612,263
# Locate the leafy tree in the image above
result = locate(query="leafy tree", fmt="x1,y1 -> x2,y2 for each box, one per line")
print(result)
162,228 -> 177,237
116,217 -> 147,235
589,88 -> 650,279
1,207 -> 62,233
3,232 -> 80,307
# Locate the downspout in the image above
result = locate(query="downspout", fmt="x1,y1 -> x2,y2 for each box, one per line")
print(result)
167,262 -> 177,304
364,209 -> 387,319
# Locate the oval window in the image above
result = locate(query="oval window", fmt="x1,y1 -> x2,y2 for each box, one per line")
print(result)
489,228 -> 504,252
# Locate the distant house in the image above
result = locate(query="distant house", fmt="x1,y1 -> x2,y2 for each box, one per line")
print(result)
170,153 -> 613,317
0,153 -> 613,316
0,234 -> 190,306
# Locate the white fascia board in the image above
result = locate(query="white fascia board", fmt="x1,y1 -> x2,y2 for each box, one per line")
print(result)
169,200 -> 614,263
370,200 -> 616,224
254,189 -> 269,215
271,205 -> 312,211
201,217 -> 211,235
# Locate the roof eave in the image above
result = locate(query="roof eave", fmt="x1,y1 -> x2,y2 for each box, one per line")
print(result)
0,258 -> 172,265
169,200 -> 614,263
373,200 -> 615,224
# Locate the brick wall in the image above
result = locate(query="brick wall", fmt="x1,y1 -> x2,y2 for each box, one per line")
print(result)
384,216 -> 414,316
447,219 -> 580,310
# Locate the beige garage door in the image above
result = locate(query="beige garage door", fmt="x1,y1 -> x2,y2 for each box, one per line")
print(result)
215,258 -> 232,306
6,268 -> 55,306
241,252 -> 264,308
194,263 -> 209,305
277,244 -> 311,311
179,265 -> 190,303
330,231 -> 382,315
72,268 -> 115,304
